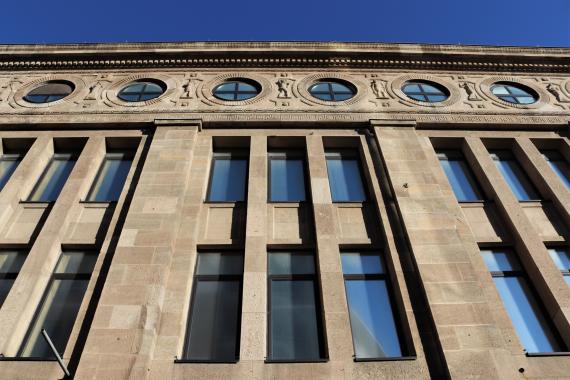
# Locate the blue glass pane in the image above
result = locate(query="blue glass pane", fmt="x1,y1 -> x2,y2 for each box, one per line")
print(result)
508,86 -> 529,96
0,250 -> 26,274
426,95 -> 447,102
548,248 -> 570,271
215,83 -> 236,92
565,276 -> 570,287
268,252 -> 314,275
492,85 -> 509,95
121,83 -> 145,94
270,159 -> 306,202
493,276 -> 560,353
208,158 -> 247,202
439,154 -> 482,201
403,84 -> 421,93
341,253 -> 384,274
215,92 -> 235,101
335,93 -> 354,101
119,93 -> 139,102
481,249 -> 521,272
144,83 -> 163,93
55,251 -> 97,275
310,83 -> 328,93
313,93 -> 332,101
326,157 -> 366,202
330,82 -> 352,93
0,155 -> 21,191
421,84 -> 442,94
0,279 -> 15,308
491,152 -> 539,200
140,93 -> 160,101
345,279 -> 402,358
236,92 -> 256,100
237,82 -> 257,92
543,154 -> 570,191
517,96 -> 536,104
89,155 -> 132,202
196,253 -> 243,275
29,155 -> 76,202
270,280 -> 322,360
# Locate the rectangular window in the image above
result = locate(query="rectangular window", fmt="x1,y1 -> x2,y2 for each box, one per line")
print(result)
183,251 -> 243,362
0,154 -> 22,192
341,252 -> 403,359
541,150 -> 570,191
489,150 -> 540,201
481,248 -> 564,353
547,247 -> 570,287
19,251 -> 97,358
325,151 -> 366,202
0,250 -> 27,308
267,251 -> 325,361
28,153 -> 77,202
86,152 -> 133,202
206,151 -> 248,202
436,150 -> 484,201
268,151 -> 307,202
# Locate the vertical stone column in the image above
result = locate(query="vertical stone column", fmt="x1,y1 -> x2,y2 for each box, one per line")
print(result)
240,136 -> 267,362
0,136 -> 105,355
373,122 -> 509,379
305,135 -> 353,362
76,123 -> 200,379
464,137 -> 570,344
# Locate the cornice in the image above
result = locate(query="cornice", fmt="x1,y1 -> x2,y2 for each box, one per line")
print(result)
0,41 -> 569,73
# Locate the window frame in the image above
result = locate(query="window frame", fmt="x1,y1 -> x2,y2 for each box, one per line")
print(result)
179,250 -> 244,363
85,151 -> 134,202
324,150 -> 368,203
117,80 -> 166,102
0,153 -> 23,192
489,150 -> 541,201
0,249 -> 28,308
205,150 -> 249,203
546,245 -> 570,283
23,81 -> 74,104
212,80 -> 261,102
490,82 -> 538,105
266,250 -> 327,363
308,80 -> 356,102
436,149 -> 485,202
401,80 -> 449,103
26,153 -> 79,203
267,150 -> 309,203
541,150 -> 570,191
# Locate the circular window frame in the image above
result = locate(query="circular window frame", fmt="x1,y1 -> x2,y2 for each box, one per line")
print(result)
203,74 -> 269,106
212,78 -> 261,102
479,77 -> 547,109
308,79 -> 357,102
14,76 -> 84,108
391,75 -> 458,107
105,75 -> 174,107
297,74 -> 364,106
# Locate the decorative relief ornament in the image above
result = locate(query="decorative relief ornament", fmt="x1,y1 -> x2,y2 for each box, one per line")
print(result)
459,82 -> 483,101
180,75 -> 201,99
0,78 -> 22,102
546,83 -> 570,103
276,77 -> 293,99
370,79 -> 389,99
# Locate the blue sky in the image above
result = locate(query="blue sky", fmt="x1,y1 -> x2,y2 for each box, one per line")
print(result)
3,0 -> 569,47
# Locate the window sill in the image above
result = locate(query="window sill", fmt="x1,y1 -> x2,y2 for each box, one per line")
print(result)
264,358 -> 329,364
458,200 -> 487,205
18,200 -> 53,205
174,359 -> 238,364
0,356 -> 58,362
354,356 -> 417,362
203,201 -> 246,205
79,200 -> 117,205
526,352 -> 570,357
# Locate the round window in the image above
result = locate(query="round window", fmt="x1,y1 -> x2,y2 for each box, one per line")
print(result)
401,80 -> 449,103
118,79 -> 166,102
490,82 -> 537,105
23,80 -> 74,104
308,79 -> 356,101
212,79 -> 261,101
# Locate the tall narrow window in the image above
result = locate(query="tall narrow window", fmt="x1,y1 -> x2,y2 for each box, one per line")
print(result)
267,251 -> 325,361
0,154 -> 22,192
437,150 -> 484,201
325,151 -> 366,202
481,248 -> 564,353
541,150 -> 570,191
183,251 -> 243,362
206,151 -> 248,202
341,252 -> 403,359
268,151 -> 307,202
28,153 -> 77,202
548,248 -> 570,286
86,152 -> 133,202
0,250 -> 27,308
19,251 -> 97,358
489,150 -> 540,201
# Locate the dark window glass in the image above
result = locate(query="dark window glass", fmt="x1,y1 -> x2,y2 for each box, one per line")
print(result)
489,150 -> 540,201
491,82 -> 537,105
541,150 -> 570,191
207,152 -> 248,202
0,250 -> 27,308
325,151 -> 366,202
268,251 -> 325,361
28,153 -> 77,202
118,80 -> 165,102
86,153 -> 133,202
269,152 -> 306,202
213,80 -> 260,101
308,80 -> 355,101
341,252 -> 403,359
437,150 -> 484,201
402,80 -> 449,103
548,248 -> 570,287
0,154 -> 22,192
19,251 -> 97,358
184,252 -> 243,361
23,81 -> 74,104
481,249 -> 563,353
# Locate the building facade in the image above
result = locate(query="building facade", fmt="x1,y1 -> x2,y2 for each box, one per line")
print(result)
0,42 -> 568,379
